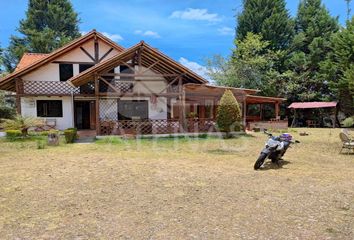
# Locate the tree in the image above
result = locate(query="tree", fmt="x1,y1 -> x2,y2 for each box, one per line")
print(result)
216,90 -> 242,135
3,0 -> 81,71
285,0 -> 339,102
320,16 -> 354,116
207,33 -> 284,96
236,0 -> 294,50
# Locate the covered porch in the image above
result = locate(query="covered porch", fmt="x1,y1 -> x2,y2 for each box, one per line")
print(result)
68,41 -> 287,136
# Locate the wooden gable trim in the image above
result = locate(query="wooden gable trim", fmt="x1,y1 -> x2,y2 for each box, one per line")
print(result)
0,30 -> 124,91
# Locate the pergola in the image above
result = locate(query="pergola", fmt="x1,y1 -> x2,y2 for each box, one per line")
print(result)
288,102 -> 338,127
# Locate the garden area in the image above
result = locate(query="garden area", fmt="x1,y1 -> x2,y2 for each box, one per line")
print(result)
0,128 -> 353,239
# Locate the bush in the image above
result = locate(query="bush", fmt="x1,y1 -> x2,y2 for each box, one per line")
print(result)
5,130 -> 22,140
0,106 -> 16,120
216,90 -> 242,133
1,115 -> 43,136
341,116 -> 354,128
64,128 -> 77,143
36,140 -> 46,149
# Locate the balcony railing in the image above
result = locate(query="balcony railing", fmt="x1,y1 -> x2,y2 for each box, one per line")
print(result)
22,80 -> 79,95
99,118 -> 217,135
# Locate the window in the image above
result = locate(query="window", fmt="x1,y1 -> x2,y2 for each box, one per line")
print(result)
59,64 -> 73,81
79,64 -> 94,73
120,65 -> 134,80
37,100 -> 63,117
118,100 -> 148,120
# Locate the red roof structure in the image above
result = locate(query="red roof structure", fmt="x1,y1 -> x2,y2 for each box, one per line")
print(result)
15,53 -> 50,71
288,102 -> 337,109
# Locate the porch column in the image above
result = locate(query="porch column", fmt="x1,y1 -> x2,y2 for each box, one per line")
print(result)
95,75 -> 100,135
178,77 -> 184,132
275,101 -> 280,119
242,101 -> 247,127
15,78 -> 23,114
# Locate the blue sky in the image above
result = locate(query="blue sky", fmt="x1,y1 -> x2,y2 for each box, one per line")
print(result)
0,0 -> 352,76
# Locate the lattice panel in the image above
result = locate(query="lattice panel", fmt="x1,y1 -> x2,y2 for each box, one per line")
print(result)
100,99 -> 118,121
114,81 -> 134,93
186,119 -> 217,133
99,119 -> 218,136
23,80 -> 80,95
99,119 -> 182,136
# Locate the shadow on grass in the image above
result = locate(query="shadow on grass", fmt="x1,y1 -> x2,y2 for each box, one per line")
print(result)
207,149 -> 241,155
260,160 -> 291,170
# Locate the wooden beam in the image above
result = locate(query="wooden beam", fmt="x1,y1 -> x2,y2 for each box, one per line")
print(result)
98,92 -> 180,98
15,78 -> 22,114
80,47 -> 95,62
52,61 -> 95,65
100,73 -> 179,77
117,61 -> 136,73
139,60 -> 160,75
158,74 -> 182,94
94,74 -> 100,135
98,76 -> 120,93
99,48 -> 114,62
94,36 -> 99,63
275,101 -> 280,119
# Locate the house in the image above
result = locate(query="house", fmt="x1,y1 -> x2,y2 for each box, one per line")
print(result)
0,30 -> 287,135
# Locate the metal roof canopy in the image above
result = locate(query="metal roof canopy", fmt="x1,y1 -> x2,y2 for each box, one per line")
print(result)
288,102 -> 338,109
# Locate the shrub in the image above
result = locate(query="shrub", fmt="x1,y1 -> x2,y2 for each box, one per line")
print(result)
64,128 -> 77,143
1,115 -> 44,136
0,106 -> 16,120
5,130 -> 22,140
36,140 -> 46,149
341,116 -> 354,128
216,90 -> 242,134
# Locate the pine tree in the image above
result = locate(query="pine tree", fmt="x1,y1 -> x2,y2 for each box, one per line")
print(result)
320,16 -> 354,116
3,0 -> 80,71
286,0 -> 339,101
207,33 -> 284,97
216,90 -> 242,134
236,0 -> 294,50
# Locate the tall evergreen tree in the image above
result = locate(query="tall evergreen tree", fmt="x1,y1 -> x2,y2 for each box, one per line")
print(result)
3,0 -> 80,71
320,17 -> 354,116
285,0 -> 339,101
236,0 -> 294,50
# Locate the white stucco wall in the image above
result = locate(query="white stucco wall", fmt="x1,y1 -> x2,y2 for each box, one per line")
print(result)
21,96 -> 74,130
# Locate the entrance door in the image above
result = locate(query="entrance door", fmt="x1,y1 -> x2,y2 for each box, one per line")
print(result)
74,101 -> 95,129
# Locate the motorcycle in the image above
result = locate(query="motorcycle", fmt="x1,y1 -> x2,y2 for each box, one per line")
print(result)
254,131 -> 300,170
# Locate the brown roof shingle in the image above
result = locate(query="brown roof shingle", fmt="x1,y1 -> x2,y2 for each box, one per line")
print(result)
15,53 -> 50,71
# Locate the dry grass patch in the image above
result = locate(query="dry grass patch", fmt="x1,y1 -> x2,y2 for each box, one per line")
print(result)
0,128 -> 353,239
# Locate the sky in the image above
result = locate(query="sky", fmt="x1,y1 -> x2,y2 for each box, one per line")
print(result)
0,0 -> 353,77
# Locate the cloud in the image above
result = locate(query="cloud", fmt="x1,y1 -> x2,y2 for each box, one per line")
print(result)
134,30 -> 161,38
179,57 -> 210,80
101,32 -> 124,42
218,27 -> 234,36
170,8 -> 221,22
80,31 -> 123,42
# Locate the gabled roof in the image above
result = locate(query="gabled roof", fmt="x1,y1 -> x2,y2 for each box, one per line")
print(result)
69,41 -> 208,87
288,102 -> 337,109
15,53 -> 50,71
0,30 -> 124,91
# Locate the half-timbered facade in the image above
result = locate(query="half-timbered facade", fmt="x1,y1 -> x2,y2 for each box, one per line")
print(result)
0,30 -> 287,135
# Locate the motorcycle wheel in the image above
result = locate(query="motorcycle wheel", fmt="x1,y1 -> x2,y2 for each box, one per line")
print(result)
254,153 -> 267,170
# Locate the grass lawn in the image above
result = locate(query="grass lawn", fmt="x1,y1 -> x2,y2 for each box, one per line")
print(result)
0,128 -> 353,239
